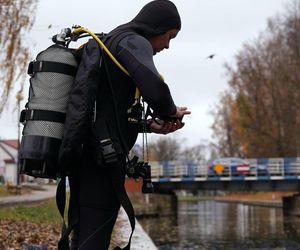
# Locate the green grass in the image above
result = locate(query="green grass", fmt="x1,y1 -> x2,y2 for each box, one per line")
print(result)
177,195 -> 215,201
0,198 -> 63,224
0,185 -> 9,197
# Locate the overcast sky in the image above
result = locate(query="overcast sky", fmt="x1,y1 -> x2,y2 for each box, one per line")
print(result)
0,0 -> 291,148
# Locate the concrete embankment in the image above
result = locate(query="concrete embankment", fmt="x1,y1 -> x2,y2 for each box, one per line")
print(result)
283,194 -> 300,216
111,208 -> 158,250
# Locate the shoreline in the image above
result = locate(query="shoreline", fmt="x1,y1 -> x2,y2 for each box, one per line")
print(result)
214,198 -> 282,207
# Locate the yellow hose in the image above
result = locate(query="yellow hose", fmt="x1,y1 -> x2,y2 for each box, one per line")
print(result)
73,27 -> 127,74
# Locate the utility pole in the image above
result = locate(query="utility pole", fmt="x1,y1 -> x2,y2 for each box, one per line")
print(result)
16,90 -> 22,186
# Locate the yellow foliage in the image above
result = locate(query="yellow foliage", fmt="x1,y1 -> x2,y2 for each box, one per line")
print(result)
0,0 -> 37,114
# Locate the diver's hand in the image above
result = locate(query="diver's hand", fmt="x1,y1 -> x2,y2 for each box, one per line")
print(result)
171,106 -> 191,119
149,118 -> 184,134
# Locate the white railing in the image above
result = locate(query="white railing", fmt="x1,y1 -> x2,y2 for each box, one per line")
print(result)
150,158 -> 300,180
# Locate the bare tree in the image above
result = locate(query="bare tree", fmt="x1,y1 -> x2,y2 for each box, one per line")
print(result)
181,142 -> 208,162
149,137 -> 182,161
0,0 -> 37,114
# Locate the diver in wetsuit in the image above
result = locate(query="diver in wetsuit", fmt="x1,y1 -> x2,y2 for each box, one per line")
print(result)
72,1 -> 191,249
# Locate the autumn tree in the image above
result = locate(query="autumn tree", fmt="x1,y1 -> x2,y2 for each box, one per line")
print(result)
212,0 -> 300,157
210,91 -> 243,157
0,0 -> 37,114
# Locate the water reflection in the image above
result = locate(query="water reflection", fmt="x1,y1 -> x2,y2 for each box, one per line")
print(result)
138,200 -> 300,250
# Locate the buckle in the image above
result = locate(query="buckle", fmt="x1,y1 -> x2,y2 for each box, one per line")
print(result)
100,139 -> 119,166
29,109 -> 34,120
27,61 -> 43,77
19,109 -> 35,123
19,110 -> 26,123
27,61 -> 34,76
23,109 -> 35,121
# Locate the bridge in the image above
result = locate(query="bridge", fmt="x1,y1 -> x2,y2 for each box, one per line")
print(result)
149,158 -> 300,192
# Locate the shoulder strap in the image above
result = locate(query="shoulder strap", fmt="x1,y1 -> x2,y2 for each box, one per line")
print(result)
57,175 -> 79,250
109,166 -> 135,250
105,31 -> 136,55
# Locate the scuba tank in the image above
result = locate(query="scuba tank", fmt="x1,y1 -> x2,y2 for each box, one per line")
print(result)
18,26 -> 143,180
19,28 -> 78,179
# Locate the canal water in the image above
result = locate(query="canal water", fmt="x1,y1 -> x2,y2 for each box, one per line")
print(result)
138,200 -> 300,250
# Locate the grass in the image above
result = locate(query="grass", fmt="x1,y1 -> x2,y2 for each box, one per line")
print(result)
0,192 -> 123,249
0,185 -> 10,197
177,195 -> 215,201
217,191 -> 296,201
0,184 -> 43,197
0,197 -> 122,249
0,197 -> 63,224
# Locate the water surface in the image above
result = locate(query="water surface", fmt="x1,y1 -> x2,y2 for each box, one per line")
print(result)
139,200 -> 300,250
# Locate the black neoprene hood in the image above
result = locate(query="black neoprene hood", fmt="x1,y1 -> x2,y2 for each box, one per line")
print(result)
108,0 -> 181,38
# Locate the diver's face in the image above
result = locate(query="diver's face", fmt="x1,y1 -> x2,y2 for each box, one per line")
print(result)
148,29 -> 179,55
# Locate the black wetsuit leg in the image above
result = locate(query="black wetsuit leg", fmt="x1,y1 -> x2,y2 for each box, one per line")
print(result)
77,148 -> 121,250
78,207 -> 118,250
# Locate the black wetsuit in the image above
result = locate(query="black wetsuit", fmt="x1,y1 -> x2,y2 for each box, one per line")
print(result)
77,32 -> 177,250
72,1 -> 182,249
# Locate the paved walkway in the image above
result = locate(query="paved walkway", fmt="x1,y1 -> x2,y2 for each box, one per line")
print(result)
0,184 -> 158,249
0,184 -> 58,207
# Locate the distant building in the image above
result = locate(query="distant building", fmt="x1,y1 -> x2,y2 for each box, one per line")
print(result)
0,139 -> 18,185
0,139 -> 49,185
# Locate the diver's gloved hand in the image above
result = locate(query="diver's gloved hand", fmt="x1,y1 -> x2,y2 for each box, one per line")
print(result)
149,118 -> 184,134
170,106 -> 191,120
148,106 -> 191,134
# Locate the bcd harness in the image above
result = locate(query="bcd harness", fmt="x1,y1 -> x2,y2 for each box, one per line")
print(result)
19,26 -> 155,250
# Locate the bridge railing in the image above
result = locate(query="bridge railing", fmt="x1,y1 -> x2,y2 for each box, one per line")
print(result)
150,158 -> 300,179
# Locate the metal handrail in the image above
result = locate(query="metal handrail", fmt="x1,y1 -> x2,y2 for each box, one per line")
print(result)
150,158 -> 300,180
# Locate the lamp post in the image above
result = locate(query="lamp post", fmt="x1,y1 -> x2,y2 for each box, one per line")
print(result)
16,90 -> 23,186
